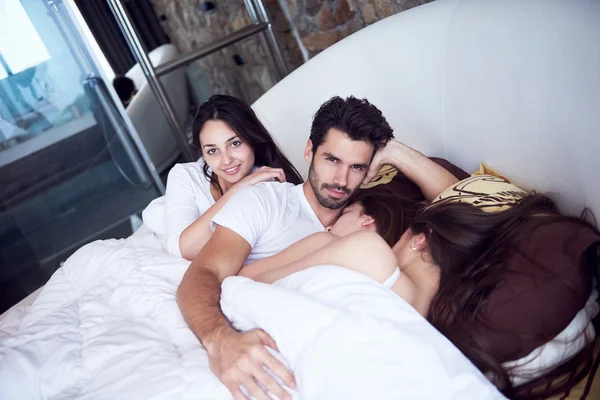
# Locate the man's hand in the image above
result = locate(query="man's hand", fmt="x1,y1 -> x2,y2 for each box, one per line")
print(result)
208,329 -> 296,400
178,227 -> 294,398
363,140 -> 399,185
362,140 -> 458,201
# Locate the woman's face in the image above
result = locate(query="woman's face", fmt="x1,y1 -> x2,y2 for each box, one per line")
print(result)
199,120 -> 255,185
327,202 -> 375,237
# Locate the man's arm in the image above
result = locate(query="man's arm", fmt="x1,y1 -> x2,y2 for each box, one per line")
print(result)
177,226 -> 294,400
364,141 -> 459,202
177,226 -> 248,346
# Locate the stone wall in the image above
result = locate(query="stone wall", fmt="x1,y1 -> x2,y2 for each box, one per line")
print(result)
149,0 -> 433,104
281,0 -> 433,58
151,0 -> 303,105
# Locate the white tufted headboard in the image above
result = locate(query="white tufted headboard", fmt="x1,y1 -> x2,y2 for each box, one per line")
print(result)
252,0 -> 600,217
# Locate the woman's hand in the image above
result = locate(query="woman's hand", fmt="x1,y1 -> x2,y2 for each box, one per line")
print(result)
234,167 -> 286,190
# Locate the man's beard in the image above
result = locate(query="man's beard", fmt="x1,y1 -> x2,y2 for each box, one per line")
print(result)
308,161 -> 353,210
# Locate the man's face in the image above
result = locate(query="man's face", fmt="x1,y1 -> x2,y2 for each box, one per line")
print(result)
305,128 -> 374,209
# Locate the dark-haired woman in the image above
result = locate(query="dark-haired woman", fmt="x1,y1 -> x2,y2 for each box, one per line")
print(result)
238,191 -> 421,281
238,139 -> 599,395
164,95 -> 302,260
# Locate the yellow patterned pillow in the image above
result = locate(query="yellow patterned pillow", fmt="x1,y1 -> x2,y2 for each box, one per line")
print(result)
434,174 -> 527,212
360,164 -> 398,189
472,162 -> 512,182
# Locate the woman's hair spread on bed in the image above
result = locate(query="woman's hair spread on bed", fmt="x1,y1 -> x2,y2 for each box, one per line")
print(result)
192,94 -> 303,192
310,96 -> 394,155
409,194 -> 600,395
354,193 -> 421,247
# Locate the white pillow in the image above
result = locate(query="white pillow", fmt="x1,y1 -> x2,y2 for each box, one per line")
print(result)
504,288 -> 599,386
141,196 -> 166,236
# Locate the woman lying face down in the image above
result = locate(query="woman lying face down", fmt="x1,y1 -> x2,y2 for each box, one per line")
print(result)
238,190 -> 437,315
237,192 -> 421,282
326,193 -> 420,245
238,184 -> 600,396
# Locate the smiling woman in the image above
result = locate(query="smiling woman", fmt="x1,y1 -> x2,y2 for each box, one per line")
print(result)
161,94 -> 303,260
198,120 -> 256,193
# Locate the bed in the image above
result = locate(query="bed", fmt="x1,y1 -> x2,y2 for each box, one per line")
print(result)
1,0 -> 599,398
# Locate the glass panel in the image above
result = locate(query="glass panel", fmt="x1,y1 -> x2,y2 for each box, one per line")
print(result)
0,0 -> 86,148
0,0 -> 162,313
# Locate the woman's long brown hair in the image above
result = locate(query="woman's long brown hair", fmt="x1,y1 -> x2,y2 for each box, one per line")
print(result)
192,95 -> 303,194
353,192 -> 421,247
409,194 -> 600,396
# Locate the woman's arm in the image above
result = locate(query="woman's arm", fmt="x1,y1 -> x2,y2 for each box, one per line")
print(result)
239,231 -> 338,278
164,165 -> 207,258
164,164 -> 230,260
364,141 -> 459,202
253,231 -> 398,285
177,187 -> 241,260
168,166 -> 289,261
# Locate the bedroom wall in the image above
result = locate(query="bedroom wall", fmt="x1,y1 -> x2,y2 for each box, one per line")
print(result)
150,0 -> 433,104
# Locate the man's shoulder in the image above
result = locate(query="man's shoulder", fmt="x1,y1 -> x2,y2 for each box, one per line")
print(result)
232,182 -> 299,211
239,181 -> 296,196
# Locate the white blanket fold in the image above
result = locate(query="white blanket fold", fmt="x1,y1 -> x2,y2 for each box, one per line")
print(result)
221,266 -> 505,400
0,237 -> 229,400
1,235 -> 503,399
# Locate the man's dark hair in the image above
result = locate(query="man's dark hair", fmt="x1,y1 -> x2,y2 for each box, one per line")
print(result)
113,76 -> 136,104
310,96 -> 394,153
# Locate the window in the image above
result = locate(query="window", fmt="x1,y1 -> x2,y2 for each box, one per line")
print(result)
0,0 -> 50,80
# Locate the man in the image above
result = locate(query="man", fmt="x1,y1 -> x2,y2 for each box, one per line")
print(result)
177,96 -> 394,400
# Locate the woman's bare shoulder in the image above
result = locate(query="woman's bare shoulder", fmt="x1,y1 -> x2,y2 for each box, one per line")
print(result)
333,231 -> 398,283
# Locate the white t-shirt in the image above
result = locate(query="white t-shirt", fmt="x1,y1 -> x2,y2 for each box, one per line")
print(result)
211,182 -> 326,265
163,162 -> 215,256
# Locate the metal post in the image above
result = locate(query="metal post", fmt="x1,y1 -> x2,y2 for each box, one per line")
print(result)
104,0 -> 288,166
244,0 -> 289,80
243,0 -> 259,22
154,23 -> 269,77
106,0 -> 195,163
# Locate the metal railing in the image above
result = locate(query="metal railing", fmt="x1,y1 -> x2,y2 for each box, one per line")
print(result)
106,0 -> 289,163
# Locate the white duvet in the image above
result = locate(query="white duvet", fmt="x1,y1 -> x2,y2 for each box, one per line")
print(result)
0,229 -> 504,399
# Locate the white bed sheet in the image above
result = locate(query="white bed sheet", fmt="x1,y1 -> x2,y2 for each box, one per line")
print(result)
222,266 -> 505,399
0,226 -> 503,399
0,229 -> 229,399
